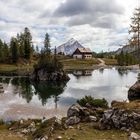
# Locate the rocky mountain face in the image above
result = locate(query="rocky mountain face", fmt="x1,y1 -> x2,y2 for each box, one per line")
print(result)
56,38 -> 84,55
115,45 -> 138,54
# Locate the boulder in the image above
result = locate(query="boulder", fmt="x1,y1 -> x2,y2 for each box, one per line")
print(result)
66,116 -> 81,126
67,104 -> 82,118
88,116 -> 97,122
129,132 -> 140,140
99,109 -> 140,130
128,82 -> 140,101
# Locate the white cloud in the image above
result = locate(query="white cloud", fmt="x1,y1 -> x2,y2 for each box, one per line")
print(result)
0,0 -> 138,52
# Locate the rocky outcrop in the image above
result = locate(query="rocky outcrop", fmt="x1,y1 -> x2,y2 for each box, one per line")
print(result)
66,104 -> 98,125
30,69 -> 70,81
128,82 -> 140,101
99,108 -> 140,130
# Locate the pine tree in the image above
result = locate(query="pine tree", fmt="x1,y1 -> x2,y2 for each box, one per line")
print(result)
44,33 -> 51,54
10,37 -> 19,63
23,27 -> 32,60
3,42 -> 9,61
0,39 -> 4,62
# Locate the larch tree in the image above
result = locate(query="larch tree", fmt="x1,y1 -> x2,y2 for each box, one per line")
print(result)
129,8 -> 140,64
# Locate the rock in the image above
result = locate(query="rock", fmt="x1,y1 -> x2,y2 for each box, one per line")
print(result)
129,132 -> 140,140
55,136 -> 62,140
21,129 -> 29,135
68,126 -> 74,129
54,117 -> 62,126
67,104 -> 82,118
30,68 -> 70,82
42,117 -> 47,123
28,122 -> 35,128
66,116 -> 81,126
88,116 -> 97,122
20,119 -> 24,124
128,82 -> 140,101
99,109 -> 140,130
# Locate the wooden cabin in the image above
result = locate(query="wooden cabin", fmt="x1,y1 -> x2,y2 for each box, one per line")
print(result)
72,48 -> 92,59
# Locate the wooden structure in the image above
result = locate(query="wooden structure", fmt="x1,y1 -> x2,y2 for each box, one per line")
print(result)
72,48 -> 92,59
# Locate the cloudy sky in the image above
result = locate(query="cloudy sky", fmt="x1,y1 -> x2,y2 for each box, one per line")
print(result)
0,0 -> 139,52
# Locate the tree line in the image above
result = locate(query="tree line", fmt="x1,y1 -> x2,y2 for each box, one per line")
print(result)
0,27 -> 37,64
116,51 -> 138,66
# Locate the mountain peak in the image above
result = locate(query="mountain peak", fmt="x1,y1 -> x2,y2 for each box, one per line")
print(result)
57,38 -> 84,55
67,38 -> 77,45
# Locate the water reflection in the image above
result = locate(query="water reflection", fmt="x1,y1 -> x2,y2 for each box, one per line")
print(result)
0,77 -> 67,106
0,68 -> 138,120
32,81 -> 67,106
73,70 -> 92,77
117,68 -> 129,76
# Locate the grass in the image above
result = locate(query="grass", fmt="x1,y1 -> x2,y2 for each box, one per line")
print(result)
102,58 -> 118,65
49,123 -> 130,140
60,58 -> 100,70
111,100 -> 140,113
0,124 -> 24,140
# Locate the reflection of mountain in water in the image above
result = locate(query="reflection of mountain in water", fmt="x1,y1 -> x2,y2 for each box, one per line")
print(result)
0,77 -> 67,106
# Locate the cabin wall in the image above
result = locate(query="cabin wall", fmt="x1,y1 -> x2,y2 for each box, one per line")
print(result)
83,54 -> 92,59
73,54 -> 83,59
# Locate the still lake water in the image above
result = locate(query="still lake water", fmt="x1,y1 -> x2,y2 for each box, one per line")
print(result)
0,68 -> 138,120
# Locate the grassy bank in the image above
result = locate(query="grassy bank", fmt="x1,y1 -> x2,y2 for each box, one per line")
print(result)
60,58 -> 100,70
102,58 -> 118,65
0,122 -> 132,140
0,64 -> 34,75
0,58 -> 100,75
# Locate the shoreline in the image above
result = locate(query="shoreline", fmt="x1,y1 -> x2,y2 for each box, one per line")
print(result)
0,100 -> 140,140
0,64 -> 139,77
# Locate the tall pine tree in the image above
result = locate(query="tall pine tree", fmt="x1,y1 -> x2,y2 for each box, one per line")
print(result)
23,27 -> 32,60
10,37 -> 19,63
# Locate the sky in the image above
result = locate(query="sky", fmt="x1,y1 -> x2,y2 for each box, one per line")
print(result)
0,0 -> 139,52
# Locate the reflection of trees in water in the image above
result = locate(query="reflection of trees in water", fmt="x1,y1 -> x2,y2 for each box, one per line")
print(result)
0,77 -> 67,106
99,68 -> 104,73
117,68 -> 128,76
0,77 -> 11,84
12,77 -> 33,103
32,81 -> 67,106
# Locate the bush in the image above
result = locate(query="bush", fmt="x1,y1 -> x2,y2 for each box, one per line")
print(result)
77,96 -> 108,108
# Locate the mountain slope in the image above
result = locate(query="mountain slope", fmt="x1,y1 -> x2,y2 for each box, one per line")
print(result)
115,45 -> 138,54
56,38 -> 84,55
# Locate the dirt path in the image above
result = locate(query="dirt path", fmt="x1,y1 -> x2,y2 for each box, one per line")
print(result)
97,58 -> 106,66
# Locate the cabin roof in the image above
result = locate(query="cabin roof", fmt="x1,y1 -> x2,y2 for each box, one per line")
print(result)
77,48 -> 92,53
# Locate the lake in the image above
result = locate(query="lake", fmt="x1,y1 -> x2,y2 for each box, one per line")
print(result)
0,67 -> 138,121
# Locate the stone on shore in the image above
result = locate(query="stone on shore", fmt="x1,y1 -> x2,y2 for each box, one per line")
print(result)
129,132 -> 140,140
128,82 -> 140,101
